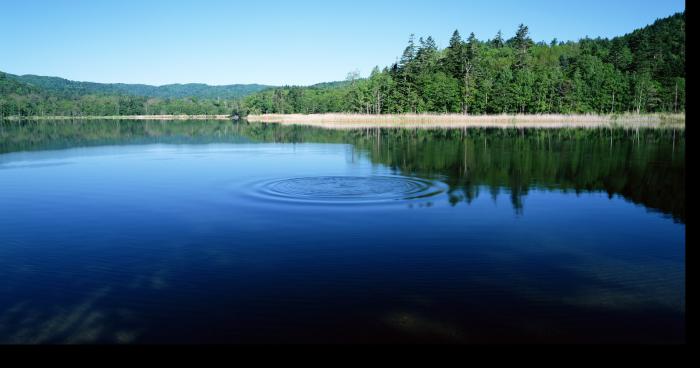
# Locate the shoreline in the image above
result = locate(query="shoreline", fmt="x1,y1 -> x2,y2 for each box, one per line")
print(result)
0,114 -> 233,121
1,113 -> 685,129
247,113 -> 685,130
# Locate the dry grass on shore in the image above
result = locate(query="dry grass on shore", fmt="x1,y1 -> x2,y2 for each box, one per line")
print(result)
247,113 -> 685,130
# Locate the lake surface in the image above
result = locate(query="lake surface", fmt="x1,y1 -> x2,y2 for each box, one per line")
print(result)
0,120 -> 685,343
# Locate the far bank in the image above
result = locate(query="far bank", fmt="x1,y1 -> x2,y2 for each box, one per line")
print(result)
247,113 -> 685,130
1,113 -> 685,130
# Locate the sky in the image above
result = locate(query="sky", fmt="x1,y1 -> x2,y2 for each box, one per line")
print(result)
0,0 -> 685,86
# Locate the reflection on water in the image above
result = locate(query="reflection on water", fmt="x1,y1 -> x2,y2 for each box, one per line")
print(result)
1,119 -> 684,222
0,119 -> 685,343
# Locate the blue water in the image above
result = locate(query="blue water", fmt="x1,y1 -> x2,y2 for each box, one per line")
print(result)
0,122 -> 685,343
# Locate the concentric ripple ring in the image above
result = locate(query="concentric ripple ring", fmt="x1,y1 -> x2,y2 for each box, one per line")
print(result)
254,176 -> 444,204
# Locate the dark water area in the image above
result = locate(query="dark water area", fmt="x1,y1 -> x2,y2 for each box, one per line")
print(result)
0,120 -> 685,343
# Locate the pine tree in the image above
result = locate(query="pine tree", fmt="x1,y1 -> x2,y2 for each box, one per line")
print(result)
399,34 -> 416,68
492,30 -> 504,48
512,24 -> 532,69
444,30 -> 465,79
462,32 -> 481,114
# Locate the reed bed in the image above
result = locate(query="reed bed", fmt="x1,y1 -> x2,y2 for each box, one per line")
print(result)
247,113 -> 685,130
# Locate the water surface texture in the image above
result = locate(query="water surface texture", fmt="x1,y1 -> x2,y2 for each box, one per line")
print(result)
0,120 -> 685,343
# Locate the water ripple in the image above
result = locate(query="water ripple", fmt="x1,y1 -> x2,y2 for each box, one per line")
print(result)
252,176 -> 445,205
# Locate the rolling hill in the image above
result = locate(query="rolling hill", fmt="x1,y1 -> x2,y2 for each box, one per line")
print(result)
4,73 -> 273,99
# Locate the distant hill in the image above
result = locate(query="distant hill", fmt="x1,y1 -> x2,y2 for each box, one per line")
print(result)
0,73 -> 41,95
4,73 -> 273,99
307,80 -> 354,89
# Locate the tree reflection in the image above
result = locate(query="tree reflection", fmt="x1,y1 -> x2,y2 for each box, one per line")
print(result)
0,119 -> 684,222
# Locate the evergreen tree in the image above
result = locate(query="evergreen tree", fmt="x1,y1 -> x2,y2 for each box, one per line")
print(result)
399,34 -> 417,70
492,30 -> 504,48
444,30 -> 465,79
512,24 -> 532,69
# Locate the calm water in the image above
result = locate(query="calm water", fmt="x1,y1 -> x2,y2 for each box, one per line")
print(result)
0,120 -> 685,343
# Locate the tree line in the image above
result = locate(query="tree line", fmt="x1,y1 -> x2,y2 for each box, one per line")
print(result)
0,73 -> 245,117
244,12 -> 685,115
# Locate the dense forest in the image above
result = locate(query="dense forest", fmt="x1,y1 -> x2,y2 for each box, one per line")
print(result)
0,72 -> 269,117
0,12 -> 685,118
6,74 -> 271,99
244,12 -> 685,115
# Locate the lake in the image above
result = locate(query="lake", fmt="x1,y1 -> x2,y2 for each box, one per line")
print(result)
0,120 -> 685,343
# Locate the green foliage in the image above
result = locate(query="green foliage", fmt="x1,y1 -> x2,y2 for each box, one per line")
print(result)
6,74 -> 271,99
0,12 -> 685,118
0,76 -> 263,117
241,12 -> 685,115
0,71 -> 272,118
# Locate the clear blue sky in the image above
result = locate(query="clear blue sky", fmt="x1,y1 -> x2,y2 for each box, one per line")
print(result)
0,0 -> 685,86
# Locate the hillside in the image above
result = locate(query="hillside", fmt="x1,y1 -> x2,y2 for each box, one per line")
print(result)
0,72 -> 40,96
0,72 -> 252,117
5,73 -> 272,99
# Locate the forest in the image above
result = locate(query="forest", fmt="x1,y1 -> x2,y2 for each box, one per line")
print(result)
0,72 -> 266,117
244,12 -> 685,115
0,12 -> 685,118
